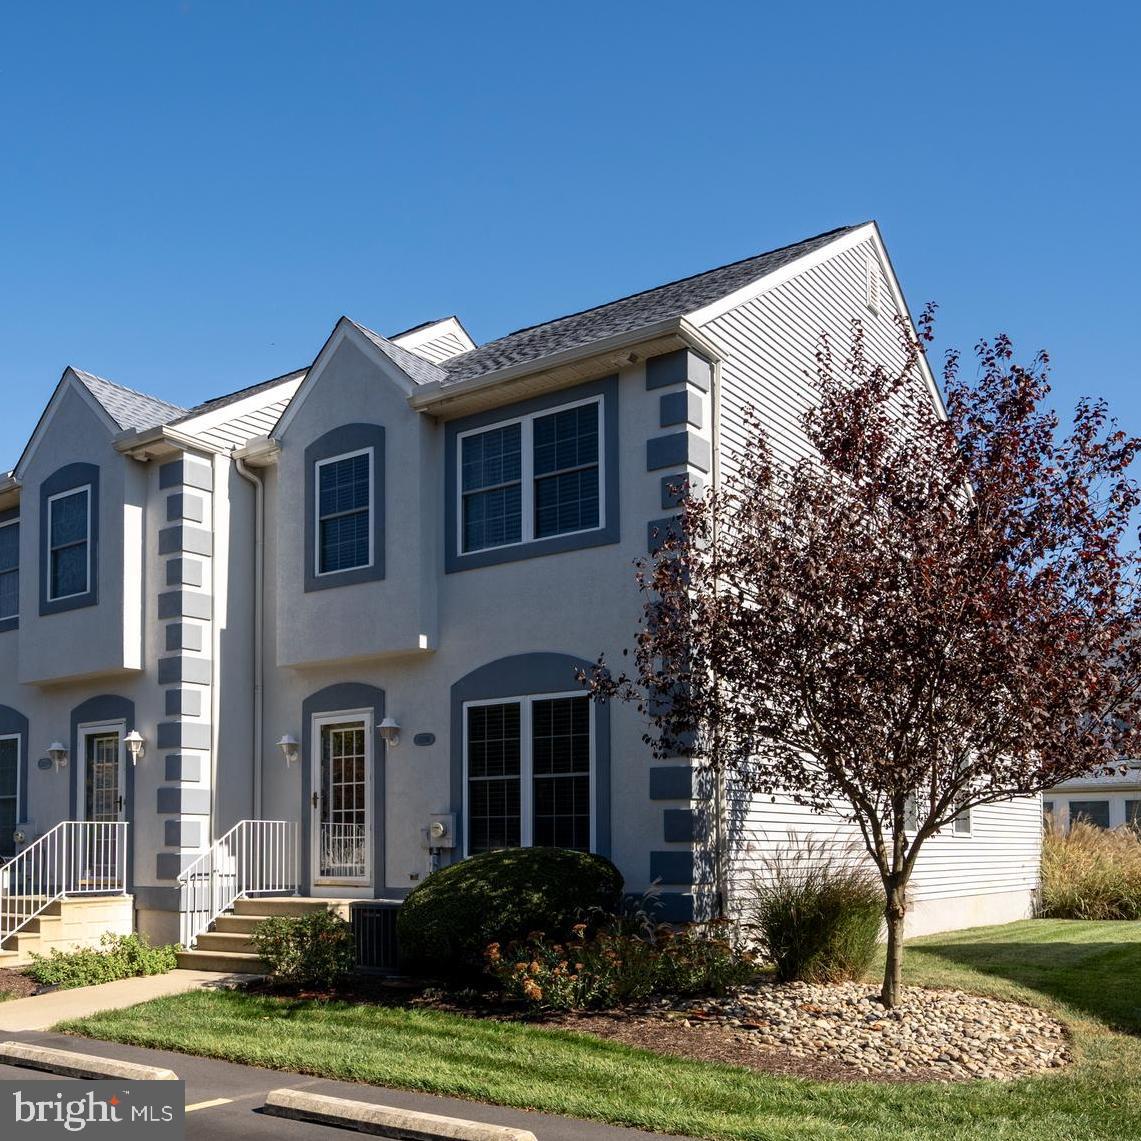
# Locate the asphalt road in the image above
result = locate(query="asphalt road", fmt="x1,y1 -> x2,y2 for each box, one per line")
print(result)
0,1029 -> 673,1141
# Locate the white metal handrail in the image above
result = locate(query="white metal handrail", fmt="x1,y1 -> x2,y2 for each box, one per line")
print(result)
177,819 -> 299,948
0,821 -> 128,949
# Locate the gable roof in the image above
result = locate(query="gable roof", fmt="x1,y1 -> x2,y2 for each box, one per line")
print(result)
439,224 -> 863,386
349,320 -> 449,386
71,369 -> 187,432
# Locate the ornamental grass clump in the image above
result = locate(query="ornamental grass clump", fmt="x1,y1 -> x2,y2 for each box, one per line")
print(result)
748,837 -> 883,984
485,918 -> 756,1011
1039,819 -> 1141,920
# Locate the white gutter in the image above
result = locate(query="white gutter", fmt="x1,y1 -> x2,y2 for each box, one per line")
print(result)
114,425 -> 226,459
234,455 -> 265,818
408,317 -> 723,413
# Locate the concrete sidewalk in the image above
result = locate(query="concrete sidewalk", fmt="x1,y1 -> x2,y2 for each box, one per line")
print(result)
0,970 -> 252,1030
1,1029 -> 673,1141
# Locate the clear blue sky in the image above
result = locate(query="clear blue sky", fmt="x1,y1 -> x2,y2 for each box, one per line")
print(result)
1,1 -> 1138,468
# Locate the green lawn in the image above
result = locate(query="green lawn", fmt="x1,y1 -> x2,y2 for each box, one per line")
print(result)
60,919 -> 1141,1141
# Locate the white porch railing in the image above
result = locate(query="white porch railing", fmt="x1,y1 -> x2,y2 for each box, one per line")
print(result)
319,822 -> 367,881
0,821 -> 128,949
177,820 -> 299,949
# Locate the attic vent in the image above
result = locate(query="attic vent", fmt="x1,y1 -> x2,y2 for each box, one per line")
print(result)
865,253 -> 881,315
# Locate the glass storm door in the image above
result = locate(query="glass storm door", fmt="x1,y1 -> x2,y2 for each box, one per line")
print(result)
313,716 -> 371,885
81,728 -> 124,887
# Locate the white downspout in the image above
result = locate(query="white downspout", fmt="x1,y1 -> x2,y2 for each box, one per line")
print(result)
234,456 -> 264,818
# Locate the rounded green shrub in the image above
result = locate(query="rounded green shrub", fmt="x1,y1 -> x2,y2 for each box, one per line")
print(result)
397,847 -> 624,979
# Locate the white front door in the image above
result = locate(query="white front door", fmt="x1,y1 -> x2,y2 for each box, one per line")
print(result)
78,723 -> 125,887
311,710 -> 373,892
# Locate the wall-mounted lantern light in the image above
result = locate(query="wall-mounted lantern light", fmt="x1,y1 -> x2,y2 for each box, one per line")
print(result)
47,742 -> 69,771
378,717 -> 401,748
277,734 -> 300,767
124,729 -> 146,766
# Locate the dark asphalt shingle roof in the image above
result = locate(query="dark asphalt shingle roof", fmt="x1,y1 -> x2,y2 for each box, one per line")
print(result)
58,225 -> 861,440
439,224 -> 861,385
350,320 -> 449,386
72,369 -> 188,432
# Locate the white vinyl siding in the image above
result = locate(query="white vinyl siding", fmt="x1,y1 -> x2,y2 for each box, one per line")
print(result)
703,237 -> 1038,917
407,330 -> 471,363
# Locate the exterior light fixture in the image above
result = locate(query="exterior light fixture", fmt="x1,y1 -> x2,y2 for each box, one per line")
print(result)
47,742 -> 69,771
378,717 -> 401,747
124,729 -> 146,765
277,734 -> 300,767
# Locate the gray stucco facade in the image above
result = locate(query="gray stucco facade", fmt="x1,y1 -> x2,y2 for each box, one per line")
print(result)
0,225 -> 1039,945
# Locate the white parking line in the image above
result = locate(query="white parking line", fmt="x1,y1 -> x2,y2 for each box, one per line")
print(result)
186,1098 -> 233,1112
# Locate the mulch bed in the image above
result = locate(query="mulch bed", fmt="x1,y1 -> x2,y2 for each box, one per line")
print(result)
0,969 -> 40,1000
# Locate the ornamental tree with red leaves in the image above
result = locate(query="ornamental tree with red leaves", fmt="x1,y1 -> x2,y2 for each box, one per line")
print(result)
584,309 -> 1141,1008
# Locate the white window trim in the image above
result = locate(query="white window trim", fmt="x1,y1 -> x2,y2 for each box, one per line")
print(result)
46,485 -> 92,602
0,732 -> 21,845
951,805 -> 973,837
77,721 -> 125,823
461,690 -> 596,857
313,448 -> 374,578
310,708 -> 374,887
0,517 -> 18,621
456,394 -> 605,556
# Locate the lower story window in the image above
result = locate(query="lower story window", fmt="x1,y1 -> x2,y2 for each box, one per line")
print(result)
466,693 -> 592,854
0,735 -> 17,858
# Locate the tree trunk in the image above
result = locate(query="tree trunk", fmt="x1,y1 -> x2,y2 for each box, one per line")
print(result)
880,880 -> 907,1009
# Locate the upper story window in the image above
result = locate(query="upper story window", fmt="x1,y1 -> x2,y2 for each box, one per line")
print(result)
0,520 -> 18,623
316,449 -> 373,576
303,425 -> 385,593
458,395 -> 602,555
47,486 -> 91,601
38,462 -> 99,616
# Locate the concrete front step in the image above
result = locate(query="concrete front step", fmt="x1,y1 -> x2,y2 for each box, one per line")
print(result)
194,931 -> 256,955
209,915 -> 264,935
175,949 -> 266,973
177,897 -> 363,972
232,897 -> 352,919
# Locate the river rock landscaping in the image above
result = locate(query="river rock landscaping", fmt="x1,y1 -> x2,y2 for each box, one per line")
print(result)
629,980 -> 1072,1082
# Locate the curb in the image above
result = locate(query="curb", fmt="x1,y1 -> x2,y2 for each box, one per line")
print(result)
0,1041 -> 179,1081
263,1088 -> 538,1141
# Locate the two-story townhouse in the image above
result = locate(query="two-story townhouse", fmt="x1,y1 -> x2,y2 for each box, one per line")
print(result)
0,222 -> 1043,965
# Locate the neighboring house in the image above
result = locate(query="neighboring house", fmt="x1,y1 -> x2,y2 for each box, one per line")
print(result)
0,222 -> 1042,962
1045,769 -> 1141,831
